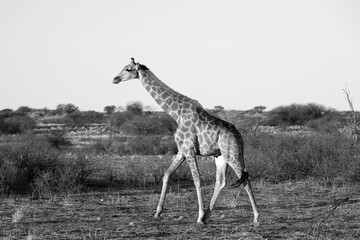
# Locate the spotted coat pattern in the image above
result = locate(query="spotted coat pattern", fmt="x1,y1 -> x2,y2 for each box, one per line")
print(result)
113,59 -> 259,224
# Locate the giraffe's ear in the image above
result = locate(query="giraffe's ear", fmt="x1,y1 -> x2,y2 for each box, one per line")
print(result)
131,58 -> 136,65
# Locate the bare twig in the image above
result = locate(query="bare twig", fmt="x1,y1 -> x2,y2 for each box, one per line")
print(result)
307,192 -> 355,237
342,84 -> 359,144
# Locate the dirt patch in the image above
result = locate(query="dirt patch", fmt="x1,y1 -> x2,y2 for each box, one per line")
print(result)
1,181 -> 359,239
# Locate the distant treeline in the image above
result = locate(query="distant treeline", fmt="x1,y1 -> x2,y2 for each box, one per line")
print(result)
0,102 -> 356,135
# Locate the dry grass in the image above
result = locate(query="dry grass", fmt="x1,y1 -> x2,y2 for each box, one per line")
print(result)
12,205 -> 28,224
0,180 -> 359,239
1,132 -> 359,239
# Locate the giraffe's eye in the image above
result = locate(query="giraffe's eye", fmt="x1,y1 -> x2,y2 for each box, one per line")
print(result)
126,68 -> 132,72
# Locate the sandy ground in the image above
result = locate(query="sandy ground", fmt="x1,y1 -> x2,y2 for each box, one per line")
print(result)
1,181 -> 359,239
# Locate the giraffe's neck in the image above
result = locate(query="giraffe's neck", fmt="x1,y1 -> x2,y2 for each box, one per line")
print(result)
139,69 -> 198,123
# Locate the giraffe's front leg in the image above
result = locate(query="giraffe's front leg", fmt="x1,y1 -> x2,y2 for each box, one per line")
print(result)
155,152 -> 185,219
186,152 -> 206,224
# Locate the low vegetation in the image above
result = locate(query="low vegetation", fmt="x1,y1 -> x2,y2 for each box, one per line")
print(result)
0,134 -> 92,196
0,100 -> 359,239
1,101 -> 359,195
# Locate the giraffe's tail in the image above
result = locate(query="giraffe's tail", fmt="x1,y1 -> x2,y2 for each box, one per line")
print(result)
229,171 -> 249,188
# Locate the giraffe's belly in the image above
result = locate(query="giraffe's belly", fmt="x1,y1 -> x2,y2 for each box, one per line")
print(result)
197,143 -> 221,157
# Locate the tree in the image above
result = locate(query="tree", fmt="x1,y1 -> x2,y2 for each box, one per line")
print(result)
56,103 -> 79,114
16,106 -> 32,115
64,104 -> 79,114
104,105 -> 116,115
126,101 -> 143,115
266,103 -> 328,126
55,104 -> 66,114
254,106 -> 266,113
214,105 -> 225,111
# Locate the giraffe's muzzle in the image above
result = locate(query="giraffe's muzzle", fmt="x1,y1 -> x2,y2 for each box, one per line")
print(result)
113,76 -> 121,84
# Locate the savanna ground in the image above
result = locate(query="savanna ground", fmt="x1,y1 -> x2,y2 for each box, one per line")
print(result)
1,102 -> 360,239
1,155 -> 359,240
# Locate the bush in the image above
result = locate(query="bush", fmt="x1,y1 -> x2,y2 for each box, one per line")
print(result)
46,131 -> 72,148
244,133 -> 359,183
265,103 -> 330,127
121,116 -> 161,137
121,114 -> 176,137
0,135 -> 92,195
74,111 -> 106,125
306,111 -> 345,133
0,109 -> 14,118
0,114 -> 35,134
32,155 -> 93,196
117,156 -> 208,188
0,135 -> 59,193
108,136 -> 178,156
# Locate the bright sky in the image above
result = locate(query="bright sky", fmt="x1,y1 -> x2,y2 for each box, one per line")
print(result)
1,0 -> 360,112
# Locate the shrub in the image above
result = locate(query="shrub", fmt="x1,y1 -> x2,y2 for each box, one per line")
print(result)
107,136 -> 178,156
127,137 -> 158,155
0,108 -> 14,118
121,116 -> 161,137
0,115 -> 35,134
265,103 -> 330,126
108,111 -> 134,137
121,114 -> 177,137
154,138 -> 178,155
0,135 -> 92,195
244,132 -> 359,183
32,155 -> 93,196
0,135 -> 59,193
80,139 -> 112,155
306,111 -> 345,133
46,131 -> 72,148
16,106 -> 33,115
157,114 -> 177,134
75,111 -> 106,124
118,156 -> 204,188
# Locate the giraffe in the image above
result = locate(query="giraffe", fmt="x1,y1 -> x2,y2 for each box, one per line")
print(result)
113,58 -> 260,224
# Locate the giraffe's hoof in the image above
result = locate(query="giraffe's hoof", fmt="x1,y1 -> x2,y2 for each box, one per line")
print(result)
202,210 -> 211,222
196,218 -> 206,225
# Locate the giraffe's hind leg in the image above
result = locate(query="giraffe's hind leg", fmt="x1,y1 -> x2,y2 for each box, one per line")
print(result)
203,156 -> 227,222
227,157 -> 260,224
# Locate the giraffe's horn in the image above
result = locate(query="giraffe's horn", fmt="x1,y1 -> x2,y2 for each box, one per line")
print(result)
131,57 -> 135,64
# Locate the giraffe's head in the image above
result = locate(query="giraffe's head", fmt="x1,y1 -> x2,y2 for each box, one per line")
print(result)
113,58 -> 148,84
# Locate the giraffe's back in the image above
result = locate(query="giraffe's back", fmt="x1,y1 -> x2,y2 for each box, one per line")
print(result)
177,105 -> 243,158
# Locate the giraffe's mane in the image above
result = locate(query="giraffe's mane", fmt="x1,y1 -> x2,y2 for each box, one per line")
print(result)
138,64 -> 149,71
143,68 -> 204,109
